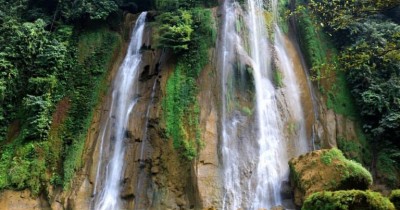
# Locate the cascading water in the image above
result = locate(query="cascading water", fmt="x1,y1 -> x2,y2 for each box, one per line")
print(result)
219,0 -> 311,209
274,26 -> 309,156
133,77 -> 158,209
92,12 -> 147,210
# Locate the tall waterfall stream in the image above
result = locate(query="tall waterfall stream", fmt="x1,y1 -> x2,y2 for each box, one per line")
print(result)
88,1 -> 315,209
219,0 -> 312,209
91,12 -> 147,210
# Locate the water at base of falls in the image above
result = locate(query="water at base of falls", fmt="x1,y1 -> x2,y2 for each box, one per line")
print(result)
219,0 -> 310,209
92,12 -> 147,210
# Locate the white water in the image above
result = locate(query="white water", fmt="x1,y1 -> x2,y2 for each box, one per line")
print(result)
274,26 -> 309,156
220,0 -> 310,209
92,12 -> 147,210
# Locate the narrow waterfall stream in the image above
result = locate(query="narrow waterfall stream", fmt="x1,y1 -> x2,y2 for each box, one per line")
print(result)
219,0 -> 312,209
133,77 -> 158,209
92,12 -> 147,210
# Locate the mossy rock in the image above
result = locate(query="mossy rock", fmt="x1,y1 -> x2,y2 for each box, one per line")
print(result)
389,189 -> 400,209
289,148 -> 373,206
302,190 -> 395,210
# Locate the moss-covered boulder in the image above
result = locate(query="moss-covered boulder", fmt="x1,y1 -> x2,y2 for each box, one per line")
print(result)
389,189 -> 400,209
289,148 -> 373,206
302,190 -> 395,210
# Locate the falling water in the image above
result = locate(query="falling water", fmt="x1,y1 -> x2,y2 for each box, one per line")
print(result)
134,77 -> 158,209
274,26 -> 309,156
220,0 -> 310,209
92,12 -> 147,210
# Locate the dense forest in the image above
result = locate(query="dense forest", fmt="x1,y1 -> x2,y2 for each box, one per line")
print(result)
0,0 -> 399,209
295,0 -> 400,187
0,0 -> 217,196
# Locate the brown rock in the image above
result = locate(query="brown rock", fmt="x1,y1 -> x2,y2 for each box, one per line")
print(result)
289,149 -> 372,207
0,190 -> 47,210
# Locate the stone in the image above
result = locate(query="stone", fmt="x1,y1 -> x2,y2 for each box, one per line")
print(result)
280,181 -> 293,200
289,149 -> 372,207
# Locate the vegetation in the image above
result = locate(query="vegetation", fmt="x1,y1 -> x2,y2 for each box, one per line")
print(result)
303,190 -> 395,210
0,0 -> 122,194
319,149 -> 372,189
289,149 -> 373,206
296,0 -> 400,187
157,0 -> 216,160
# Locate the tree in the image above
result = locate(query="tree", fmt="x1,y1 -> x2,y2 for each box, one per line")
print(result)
156,10 -> 194,52
340,19 -> 400,142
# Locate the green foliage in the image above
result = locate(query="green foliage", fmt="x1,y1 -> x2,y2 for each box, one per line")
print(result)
376,149 -> 399,187
326,71 -> 357,118
156,10 -> 194,52
0,0 -> 122,194
162,7 -> 215,160
389,189 -> 400,209
303,190 -> 395,210
61,27 -> 121,188
299,0 -> 400,188
60,0 -> 118,21
294,5 -> 335,82
341,20 -> 400,142
309,0 -> 399,33
337,137 -> 363,164
155,0 -> 217,11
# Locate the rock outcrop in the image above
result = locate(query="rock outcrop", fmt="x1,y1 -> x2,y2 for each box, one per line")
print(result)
0,190 -> 50,210
289,148 -> 373,206
303,190 -> 395,210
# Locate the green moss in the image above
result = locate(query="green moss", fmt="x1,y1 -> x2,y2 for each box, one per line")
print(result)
273,69 -> 284,88
241,106 -> 252,116
162,8 -> 214,160
303,190 -> 395,210
320,148 -> 342,165
326,71 -> 357,119
320,149 -> 372,188
62,27 -> 121,189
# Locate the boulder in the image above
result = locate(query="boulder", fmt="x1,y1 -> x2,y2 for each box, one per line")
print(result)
303,190 -> 395,210
289,148 -> 372,206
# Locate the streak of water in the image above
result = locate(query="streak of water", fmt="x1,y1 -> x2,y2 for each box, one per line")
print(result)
220,0 -> 311,209
92,12 -> 147,210
274,26 -> 308,156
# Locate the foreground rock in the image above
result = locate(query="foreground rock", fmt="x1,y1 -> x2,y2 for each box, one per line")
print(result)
289,148 -> 372,206
303,190 -> 394,210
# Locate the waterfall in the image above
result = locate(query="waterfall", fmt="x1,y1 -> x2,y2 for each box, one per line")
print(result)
92,12 -> 147,210
134,77 -> 158,209
274,26 -> 309,156
219,0 -> 311,209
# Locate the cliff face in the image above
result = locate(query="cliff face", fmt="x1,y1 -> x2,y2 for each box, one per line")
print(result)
63,11 -> 223,210
0,5 -> 367,210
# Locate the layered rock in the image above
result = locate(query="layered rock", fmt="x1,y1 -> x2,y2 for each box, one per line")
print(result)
289,148 -> 372,206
